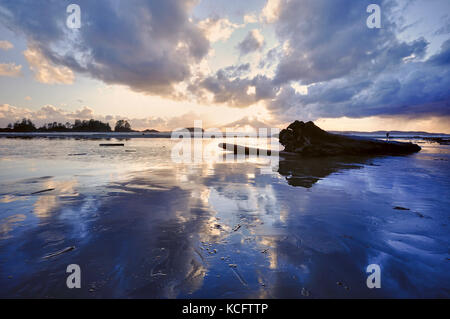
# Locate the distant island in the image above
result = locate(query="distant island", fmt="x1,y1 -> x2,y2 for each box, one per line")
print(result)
0,118 -> 159,134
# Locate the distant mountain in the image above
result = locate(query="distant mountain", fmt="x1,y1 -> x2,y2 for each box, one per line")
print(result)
220,117 -> 276,133
331,130 -> 450,137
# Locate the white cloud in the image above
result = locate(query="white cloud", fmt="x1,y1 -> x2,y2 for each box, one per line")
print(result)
260,0 -> 282,23
1,0 -> 210,96
0,63 -> 22,77
198,17 -> 243,43
23,47 -> 74,84
244,14 -> 258,24
0,40 -> 13,50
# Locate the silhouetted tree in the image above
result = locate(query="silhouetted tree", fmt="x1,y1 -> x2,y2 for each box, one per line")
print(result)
2,118 -> 113,132
13,118 -> 36,132
72,119 -> 111,132
114,120 -> 132,132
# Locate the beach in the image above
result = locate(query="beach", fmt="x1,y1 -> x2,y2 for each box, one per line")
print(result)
0,136 -> 449,298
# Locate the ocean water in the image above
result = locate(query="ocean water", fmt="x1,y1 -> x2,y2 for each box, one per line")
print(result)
0,136 -> 449,298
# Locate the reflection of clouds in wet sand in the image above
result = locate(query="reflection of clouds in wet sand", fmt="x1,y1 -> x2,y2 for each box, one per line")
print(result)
33,179 -> 78,218
1,140 -> 449,298
0,195 -> 21,203
0,214 -> 26,239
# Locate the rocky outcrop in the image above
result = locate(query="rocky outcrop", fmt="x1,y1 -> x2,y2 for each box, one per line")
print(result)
423,137 -> 450,145
279,121 -> 421,156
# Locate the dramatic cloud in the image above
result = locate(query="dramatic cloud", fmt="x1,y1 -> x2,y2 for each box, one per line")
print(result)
24,47 -> 74,84
190,68 -> 278,107
0,40 -> 13,50
237,29 -> 265,56
0,0 -> 209,96
271,0 -> 423,85
0,0 -> 449,124
268,34 -> 450,121
0,63 -> 22,77
234,0 -> 450,121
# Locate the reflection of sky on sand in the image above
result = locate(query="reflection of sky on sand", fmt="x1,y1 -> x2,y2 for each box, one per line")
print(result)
0,138 -> 449,298
33,179 -> 79,218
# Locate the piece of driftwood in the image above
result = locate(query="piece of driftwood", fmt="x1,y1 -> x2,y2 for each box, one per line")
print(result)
278,121 -> 421,156
99,143 -> 125,147
42,246 -> 75,259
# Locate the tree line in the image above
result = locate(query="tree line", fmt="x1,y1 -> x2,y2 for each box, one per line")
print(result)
0,118 -> 136,133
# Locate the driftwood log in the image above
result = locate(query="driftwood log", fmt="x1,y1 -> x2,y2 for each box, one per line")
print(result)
278,121 -> 421,156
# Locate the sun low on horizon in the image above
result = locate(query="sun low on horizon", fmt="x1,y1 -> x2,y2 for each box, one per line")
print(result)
0,0 -> 449,133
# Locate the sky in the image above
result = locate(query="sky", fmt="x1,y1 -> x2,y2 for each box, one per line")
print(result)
0,0 -> 449,132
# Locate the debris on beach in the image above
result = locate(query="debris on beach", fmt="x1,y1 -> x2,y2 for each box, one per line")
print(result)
42,246 -> 75,259
301,287 -> 311,297
31,188 -> 55,195
219,121 -> 421,158
393,206 -> 410,211
336,281 -> 350,290
279,121 -> 421,156
99,143 -> 125,147
219,143 -> 278,156
68,153 -> 87,156
230,267 -> 248,287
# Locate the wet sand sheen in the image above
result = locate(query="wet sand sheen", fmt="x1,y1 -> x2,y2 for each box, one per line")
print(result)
0,137 -> 449,298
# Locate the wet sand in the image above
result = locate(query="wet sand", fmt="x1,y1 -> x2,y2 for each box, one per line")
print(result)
0,137 -> 449,298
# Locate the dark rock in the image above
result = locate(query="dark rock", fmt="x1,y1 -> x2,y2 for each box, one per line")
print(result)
279,121 -> 421,157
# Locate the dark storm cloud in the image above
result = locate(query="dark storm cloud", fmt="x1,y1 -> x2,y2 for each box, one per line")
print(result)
187,0 -> 449,120
0,0 -> 209,95
190,68 -> 278,107
0,0 -> 449,120
272,0 -> 421,85
236,29 -> 264,56
269,39 -> 450,121
264,0 -> 450,120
